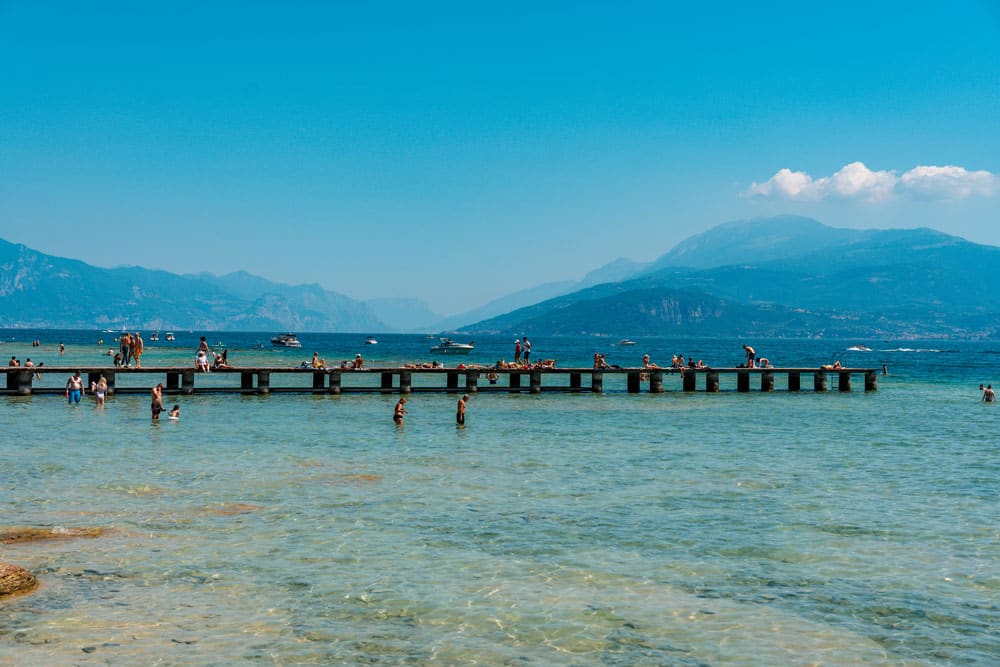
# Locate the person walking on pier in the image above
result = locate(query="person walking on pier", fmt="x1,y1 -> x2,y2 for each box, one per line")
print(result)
393,397 -> 408,426
456,394 -> 468,427
65,372 -> 85,404
132,332 -> 144,368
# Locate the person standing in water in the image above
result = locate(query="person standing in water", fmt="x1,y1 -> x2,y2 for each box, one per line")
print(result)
456,394 -> 468,427
393,397 -> 408,426
65,371 -> 85,404
983,384 -> 997,403
151,383 -> 164,420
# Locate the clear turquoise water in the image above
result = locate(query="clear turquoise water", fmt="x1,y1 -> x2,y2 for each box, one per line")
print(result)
0,333 -> 997,665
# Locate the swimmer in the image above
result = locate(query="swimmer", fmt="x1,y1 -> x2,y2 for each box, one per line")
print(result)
168,404 -> 180,419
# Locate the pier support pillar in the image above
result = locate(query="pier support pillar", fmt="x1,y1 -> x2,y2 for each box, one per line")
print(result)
182,370 -> 196,395
380,372 -> 394,394
865,370 -> 878,392
256,371 -> 270,395
529,370 -> 541,394
706,370 -> 719,393
839,371 -> 852,392
509,372 -> 521,393
446,371 -> 459,392
737,371 -> 750,392
313,371 -> 327,394
761,370 -> 775,392
683,370 -> 697,392
591,371 -> 603,394
788,371 -> 801,392
399,371 -> 412,394
466,370 -> 479,394
570,372 -> 582,391
4,371 -> 13,392
627,372 -> 641,393
649,370 -> 663,393
14,370 -> 32,396
328,372 -> 341,395
241,371 -> 255,394
166,372 -> 180,392
814,370 -> 827,392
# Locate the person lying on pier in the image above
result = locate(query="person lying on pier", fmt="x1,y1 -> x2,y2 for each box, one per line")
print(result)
534,359 -> 557,369
821,360 -> 843,370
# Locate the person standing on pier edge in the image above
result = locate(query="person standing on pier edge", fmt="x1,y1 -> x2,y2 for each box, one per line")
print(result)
456,394 -> 468,427
132,332 -> 144,368
65,371 -> 85,404
743,344 -> 756,368
522,337 -> 531,365
514,339 -> 522,364
394,397 -> 408,426
120,332 -> 132,367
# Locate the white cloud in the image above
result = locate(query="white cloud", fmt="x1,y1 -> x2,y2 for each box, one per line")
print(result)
746,161 -> 998,202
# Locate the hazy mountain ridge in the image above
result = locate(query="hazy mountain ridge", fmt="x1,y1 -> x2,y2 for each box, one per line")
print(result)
458,217 -> 1000,339
0,239 -> 389,332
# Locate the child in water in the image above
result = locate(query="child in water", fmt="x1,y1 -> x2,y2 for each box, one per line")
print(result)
168,405 -> 180,419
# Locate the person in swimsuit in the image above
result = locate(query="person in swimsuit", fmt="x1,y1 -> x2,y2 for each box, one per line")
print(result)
456,394 -> 468,427
983,384 -> 997,403
393,397 -> 408,426
92,375 -> 108,406
522,337 -> 531,365
65,372 -> 85,404
743,344 -> 756,368
151,383 -> 164,420
132,332 -> 144,368
168,404 -> 180,419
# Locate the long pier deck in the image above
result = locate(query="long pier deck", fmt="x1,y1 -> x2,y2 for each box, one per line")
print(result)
4,365 -> 879,396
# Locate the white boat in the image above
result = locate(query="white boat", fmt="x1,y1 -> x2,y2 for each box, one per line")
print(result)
847,345 -> 873,352
271,333 -> 303,348
165,332 -> 176,341
429,338 -> 474,354
618,339 -> 637,346
365,337 -> 378,345
149,332 -> 159,342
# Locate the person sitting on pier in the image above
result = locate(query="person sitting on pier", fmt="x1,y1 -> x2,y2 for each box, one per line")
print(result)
642,354 -> 659,369
758,357 -> 770,368
213,350 -> 231,370
195,349 -> 210,372
311,352 -> 321,368
354,353 -> 365,369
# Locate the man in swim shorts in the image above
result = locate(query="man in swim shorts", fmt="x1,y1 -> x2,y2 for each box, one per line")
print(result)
456,394 -> 468,426
65,372 -> 85,404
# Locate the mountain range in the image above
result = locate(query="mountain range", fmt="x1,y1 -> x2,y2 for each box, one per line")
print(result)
2,215 -> 998,338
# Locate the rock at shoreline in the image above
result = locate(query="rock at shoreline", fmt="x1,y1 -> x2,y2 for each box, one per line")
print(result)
0,562 -> 38,597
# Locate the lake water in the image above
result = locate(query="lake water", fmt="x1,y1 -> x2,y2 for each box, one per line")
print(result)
1,331 -> 997,665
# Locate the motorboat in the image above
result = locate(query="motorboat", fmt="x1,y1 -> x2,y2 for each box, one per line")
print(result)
149,332 -> 159,342
164,332 -> 176,341
618,339 -> 637,346
429,338 -> 474,354
365,337 -> 378,345
846,345 -> 873,352
270,333 -> 302,348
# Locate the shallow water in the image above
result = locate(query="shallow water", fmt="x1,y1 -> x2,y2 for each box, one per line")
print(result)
0,332 -> 997,665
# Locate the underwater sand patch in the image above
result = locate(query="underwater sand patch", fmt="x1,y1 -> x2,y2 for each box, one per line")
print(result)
327,473 -> 383,485
0,526 -> 111,544
200,502 -> 264,516
0,562 -> 38,597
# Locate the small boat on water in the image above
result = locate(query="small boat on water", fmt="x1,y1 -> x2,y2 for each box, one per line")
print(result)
847,345 -> 873,352
149,332 -> 159,342
165,332 -> 176,341
271,333 -> 303,348
365,337 -> 378,345
429,338 -> 474,354
618,339 -> 637,346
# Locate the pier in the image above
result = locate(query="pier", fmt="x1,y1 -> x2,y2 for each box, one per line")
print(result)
4,366 -> 879,396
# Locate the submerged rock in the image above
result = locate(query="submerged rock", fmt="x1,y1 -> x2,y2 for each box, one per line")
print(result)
0,526 -> 109,544
0,562 -> 38,597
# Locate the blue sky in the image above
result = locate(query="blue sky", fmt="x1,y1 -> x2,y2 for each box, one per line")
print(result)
2,2 -> 998,315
